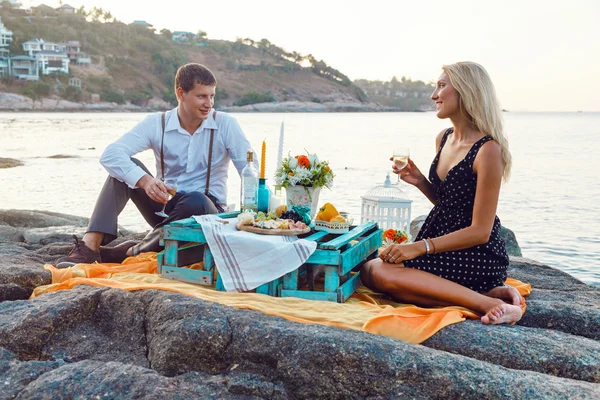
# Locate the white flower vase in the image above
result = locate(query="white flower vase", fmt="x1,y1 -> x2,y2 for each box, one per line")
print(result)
285,185 -> 322,220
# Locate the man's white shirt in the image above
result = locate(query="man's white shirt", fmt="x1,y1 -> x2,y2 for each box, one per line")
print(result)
100,107 -> 255,207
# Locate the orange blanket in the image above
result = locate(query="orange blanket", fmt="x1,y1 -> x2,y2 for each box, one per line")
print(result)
32,253 -> 531,344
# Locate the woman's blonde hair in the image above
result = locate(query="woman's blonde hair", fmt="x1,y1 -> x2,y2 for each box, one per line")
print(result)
442,62 -> 512,181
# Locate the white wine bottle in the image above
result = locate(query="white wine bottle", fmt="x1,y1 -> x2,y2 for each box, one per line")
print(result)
240,150 -> 258,212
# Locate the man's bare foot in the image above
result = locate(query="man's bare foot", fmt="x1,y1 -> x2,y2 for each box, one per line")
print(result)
484,285 -> 522,306
481,303 -> 522,325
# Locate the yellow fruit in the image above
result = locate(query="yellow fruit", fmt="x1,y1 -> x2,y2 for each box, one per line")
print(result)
330,215 -> 346,223
316,203 -> 339,222
275,205 -> 287,217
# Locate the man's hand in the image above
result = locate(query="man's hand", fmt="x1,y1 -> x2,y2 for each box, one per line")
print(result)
137,175 -> 169,204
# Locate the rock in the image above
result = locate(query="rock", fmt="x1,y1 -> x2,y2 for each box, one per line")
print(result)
500,226 -> 522,256
423,319 -> 600,382
0,210 -> 89,229
1,287 -> 598,398
409,215 -> 523,256
0,283 -> 31,301
7,359 -> 236,399
0,93 -> 33,110
0,157 -> 23,169
0,225 -> 24,243
47,154 -> 80,159
0,211 -> 599,398
22,226 -> 88,245
0,254 -> 52,295
409,215 -> 427,239
508,256 -> 592,291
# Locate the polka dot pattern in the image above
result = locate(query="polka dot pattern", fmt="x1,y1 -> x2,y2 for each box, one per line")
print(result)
404,128 -> 509,292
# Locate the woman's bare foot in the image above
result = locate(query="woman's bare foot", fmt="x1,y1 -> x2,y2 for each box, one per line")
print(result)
484,285 -> 523,306
481,303 -> 522,325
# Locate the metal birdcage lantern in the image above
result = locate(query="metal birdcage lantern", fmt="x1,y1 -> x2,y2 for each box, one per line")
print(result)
361,174 -> 412,232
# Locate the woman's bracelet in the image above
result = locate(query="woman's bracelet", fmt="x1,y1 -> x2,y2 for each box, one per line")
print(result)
422,238 -> 431,255
428,238 -> 437,255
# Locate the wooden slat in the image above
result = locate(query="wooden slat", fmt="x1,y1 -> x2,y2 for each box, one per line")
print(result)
319,222 -> 378,250
162,266 -> 212,285
302,230 -> 329,242
169,217 -> 197,227
283,269 -> 299,290
163,240 -> 179,267
339,229 -> 382,275
204,247 -> 214,272
215,272 -> 225,291
305,249 -> 340,266
323,266 -> 339,292
337,272 -> 363,303
157,252 -> 164,274
163,226 -> 207,242
280,289 -> 338,302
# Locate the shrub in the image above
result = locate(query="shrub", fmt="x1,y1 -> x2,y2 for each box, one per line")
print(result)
233,91 -> 275,106
23,82 -> 51,100
62,86 -> 83,102
103,90 -> 125,104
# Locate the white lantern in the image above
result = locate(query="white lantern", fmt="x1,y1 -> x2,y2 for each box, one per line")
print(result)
361,174 -> 412,232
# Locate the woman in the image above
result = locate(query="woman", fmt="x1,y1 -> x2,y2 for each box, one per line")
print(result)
360,62 -> 523,325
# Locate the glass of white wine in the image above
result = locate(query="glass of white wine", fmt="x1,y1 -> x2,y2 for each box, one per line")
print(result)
155,181 -> 178,218
392,148 -> 410,184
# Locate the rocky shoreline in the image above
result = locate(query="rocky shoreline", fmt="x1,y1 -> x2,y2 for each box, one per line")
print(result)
0,209 -> 599,398
0,93 -> 417,113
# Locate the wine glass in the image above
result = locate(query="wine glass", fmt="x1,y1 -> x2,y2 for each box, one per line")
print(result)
155,181 -> 178,218
392,148 -> 410,184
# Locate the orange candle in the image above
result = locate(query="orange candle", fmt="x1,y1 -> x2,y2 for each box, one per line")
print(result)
260,140 -> 266,179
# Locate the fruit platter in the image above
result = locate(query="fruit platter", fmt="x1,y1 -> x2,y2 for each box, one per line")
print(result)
236,210 -> 310,236
314,203 -> 353,234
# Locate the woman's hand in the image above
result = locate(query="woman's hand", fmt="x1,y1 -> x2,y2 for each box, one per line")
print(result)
391,158 -> 425,187
379,242 -> 425,264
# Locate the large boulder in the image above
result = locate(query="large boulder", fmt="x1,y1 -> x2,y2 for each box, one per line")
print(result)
0,210 -> 598,398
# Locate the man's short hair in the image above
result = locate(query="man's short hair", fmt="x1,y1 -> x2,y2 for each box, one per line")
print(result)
175,63 -> 217,93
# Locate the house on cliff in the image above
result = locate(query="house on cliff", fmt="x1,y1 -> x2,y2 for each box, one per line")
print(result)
0,16 -> 13,77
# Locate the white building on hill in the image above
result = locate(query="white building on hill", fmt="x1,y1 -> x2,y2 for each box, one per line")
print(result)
0,17 -> 13,77
21,39 -> 70,75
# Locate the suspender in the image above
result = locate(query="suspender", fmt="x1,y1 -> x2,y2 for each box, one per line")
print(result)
205,110 -> 217,196
160,110 -> 217,197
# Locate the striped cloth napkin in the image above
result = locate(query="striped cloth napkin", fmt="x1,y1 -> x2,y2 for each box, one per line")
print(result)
193,215 -> 317,292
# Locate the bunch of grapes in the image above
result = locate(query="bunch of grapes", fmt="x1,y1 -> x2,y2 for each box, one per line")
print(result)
280,210 -> 303,222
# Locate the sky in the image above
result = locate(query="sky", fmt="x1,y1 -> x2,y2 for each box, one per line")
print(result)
24,0 -> 600,111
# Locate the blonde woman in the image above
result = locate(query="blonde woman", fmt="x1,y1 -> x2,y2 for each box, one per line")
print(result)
361,62 -> 523,325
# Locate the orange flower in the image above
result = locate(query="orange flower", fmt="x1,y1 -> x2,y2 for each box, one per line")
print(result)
384,229 -> 397,241
295,155 -> 310,168
395,235 -> 407,244
324,166 -> 331,172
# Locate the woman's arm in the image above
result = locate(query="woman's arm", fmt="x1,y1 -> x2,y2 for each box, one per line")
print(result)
394,129 -> 447,205
381,140 -> 504,262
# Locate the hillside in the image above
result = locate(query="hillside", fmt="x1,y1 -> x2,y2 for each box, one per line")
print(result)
0,7 -> 432,111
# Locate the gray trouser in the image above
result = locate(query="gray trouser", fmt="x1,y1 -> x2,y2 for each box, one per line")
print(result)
87,158 -> 221,254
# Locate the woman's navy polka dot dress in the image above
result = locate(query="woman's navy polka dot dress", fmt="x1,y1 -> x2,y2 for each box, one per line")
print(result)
404,128 -> 509,292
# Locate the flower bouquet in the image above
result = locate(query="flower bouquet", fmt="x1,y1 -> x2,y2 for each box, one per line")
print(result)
383,228 -> 410,247
274,152 -> 334,189
275,152 -> 334,219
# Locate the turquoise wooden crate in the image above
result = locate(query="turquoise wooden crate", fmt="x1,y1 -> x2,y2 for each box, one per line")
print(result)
278,222 -> 382,303
158,214 -> 382,302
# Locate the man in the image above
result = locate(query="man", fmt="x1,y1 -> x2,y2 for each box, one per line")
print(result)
57,63 -> 255,267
